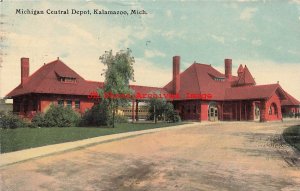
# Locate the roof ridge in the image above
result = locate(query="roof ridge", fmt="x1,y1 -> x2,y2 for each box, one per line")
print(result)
26,63 -> 56,93
193,64 -> 202,93
130,84 -> 164,89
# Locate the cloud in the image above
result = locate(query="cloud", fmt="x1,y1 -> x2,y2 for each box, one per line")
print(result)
131,58 -> 171,87
289,0 -> 300,5
161,30 -> 186,40
180,15 -> 187,20
251,39 -> 262,46
210,34 -> 225,44
287,49 -> 300,55
240,8 -> 257,21
1,4 -> 135,98
144,49 -> 166,58
166,10 -> 173,18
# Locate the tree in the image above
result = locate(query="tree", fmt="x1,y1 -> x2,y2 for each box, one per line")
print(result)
147,98 -> 181,123
79,104 -> 109,126
99,49 -> 135,127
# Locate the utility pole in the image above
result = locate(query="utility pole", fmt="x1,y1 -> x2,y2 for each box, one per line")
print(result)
0,60 -> 2,100
154,105 -> 157,124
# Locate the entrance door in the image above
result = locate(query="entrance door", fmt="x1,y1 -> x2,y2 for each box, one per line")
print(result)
209,104 -> 218,121
254,105 -> 260,121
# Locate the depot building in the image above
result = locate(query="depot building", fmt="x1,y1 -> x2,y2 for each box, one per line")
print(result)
6,56 -> 300,122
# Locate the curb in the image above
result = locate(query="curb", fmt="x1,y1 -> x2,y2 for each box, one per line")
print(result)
0,123 -> 199,167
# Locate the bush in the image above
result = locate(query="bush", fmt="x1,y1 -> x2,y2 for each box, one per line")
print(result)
147,99 -> 180,123
40,104 -> 80,127
108,114 -> 128,124
164,102 -> 181,122
31,112 -> 45,127
80,103 -> 109,126
0,112 -> 28,129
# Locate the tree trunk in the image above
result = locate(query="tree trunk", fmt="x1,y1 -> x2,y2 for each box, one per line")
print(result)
154,105 -> 157,124
112,109 -> 115,128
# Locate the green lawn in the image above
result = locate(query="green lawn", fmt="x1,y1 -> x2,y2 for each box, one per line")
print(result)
0,122 -> 183,153
283,125 -> 300,151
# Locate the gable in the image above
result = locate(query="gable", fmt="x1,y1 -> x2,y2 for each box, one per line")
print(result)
236,65 -> 255,86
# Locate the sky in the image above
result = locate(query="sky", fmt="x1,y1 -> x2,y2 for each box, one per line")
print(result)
0,0 -> 300,100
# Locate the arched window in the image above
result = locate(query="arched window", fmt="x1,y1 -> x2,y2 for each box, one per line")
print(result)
269,103 -> 278,115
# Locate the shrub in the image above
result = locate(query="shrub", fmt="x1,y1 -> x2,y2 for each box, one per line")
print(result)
42,104 -> 80,127
80,103 -> 109,126
164,102 -> 181,123
0,112 -> 28,129
108,114 -> 128,124
147,99 -> 180,123
31,112 -> 45,127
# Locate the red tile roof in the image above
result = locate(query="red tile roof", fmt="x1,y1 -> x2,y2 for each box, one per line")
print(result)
6,59 -> 103,97
6,59 -> 166,98
237,64 -> 244,74
130,85 -> 168,95
163,62 -> 299,104
6,58 -> 300,106
281,91 -> 300,106
164,63 -> 233,100
164,63 -> 236,100
235,65 -> 256,86
224,84 -> 287,100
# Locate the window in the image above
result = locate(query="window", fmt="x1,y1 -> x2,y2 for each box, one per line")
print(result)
58,76 -> 77,83
193,105 -> 196,114
213,77 -> 225,82
33,100 -> 38,111
66,100 -> 72,108
269,103 -> 278,115
75,100 -> 80,109
58,100 -> 64,106
187,106 -> 190,113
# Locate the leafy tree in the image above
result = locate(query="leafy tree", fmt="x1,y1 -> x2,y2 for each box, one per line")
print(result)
99,49 -> 135,127
147,98 -> 180,123
80,103 -> 109,126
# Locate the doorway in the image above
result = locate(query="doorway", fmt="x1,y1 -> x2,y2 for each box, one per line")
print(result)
208,103 -> 218,121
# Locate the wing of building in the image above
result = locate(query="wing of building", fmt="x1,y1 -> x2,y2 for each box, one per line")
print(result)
6,56 -> 300,122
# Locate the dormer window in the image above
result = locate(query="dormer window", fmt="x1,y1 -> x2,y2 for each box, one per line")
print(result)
55,71 -> 77,83
208,73 -> 225,82
59,77 -> 77,83
213,77 -> 225,82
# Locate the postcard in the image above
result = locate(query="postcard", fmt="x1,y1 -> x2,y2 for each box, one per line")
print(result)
1,0 -> 300,190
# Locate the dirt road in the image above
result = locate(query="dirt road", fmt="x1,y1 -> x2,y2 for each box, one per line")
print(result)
1,121 -> 300,191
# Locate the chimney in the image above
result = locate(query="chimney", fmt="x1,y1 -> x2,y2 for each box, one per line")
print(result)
21,57 -> 29,85
173,56 -> 180,94
225,58 -> 232,80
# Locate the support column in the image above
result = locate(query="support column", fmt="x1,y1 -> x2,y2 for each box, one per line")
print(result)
135,100 -> 139,121
260,100 -> 267,122
245,103 -> 247,121
20,99 -> 24,115
239,101 -> 242,121
199,102 -> 208,121
221,103 -> 224,121
131,99 -> 135,122
249,102 -> 255,120
235,102 -> 238,121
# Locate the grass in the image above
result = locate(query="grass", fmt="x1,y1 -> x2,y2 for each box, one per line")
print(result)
0,122 -> 184,153
282,125 -> 300,151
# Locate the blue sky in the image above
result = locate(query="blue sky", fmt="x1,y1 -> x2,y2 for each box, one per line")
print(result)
1,0 -> 300,99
